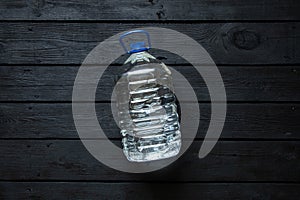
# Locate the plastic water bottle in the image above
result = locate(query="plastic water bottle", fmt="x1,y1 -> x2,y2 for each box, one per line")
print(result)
116,30 -> 181,162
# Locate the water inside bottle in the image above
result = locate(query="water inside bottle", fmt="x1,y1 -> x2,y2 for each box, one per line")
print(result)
116,51 -> 181,162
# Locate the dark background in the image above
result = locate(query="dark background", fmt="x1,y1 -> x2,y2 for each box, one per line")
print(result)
0,0 -> 299,199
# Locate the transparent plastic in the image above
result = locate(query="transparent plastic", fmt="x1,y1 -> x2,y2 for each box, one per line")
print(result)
115,51 -> 181,162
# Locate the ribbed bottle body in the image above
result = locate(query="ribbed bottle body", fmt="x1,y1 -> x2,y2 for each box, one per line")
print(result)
116,52 -> 181,162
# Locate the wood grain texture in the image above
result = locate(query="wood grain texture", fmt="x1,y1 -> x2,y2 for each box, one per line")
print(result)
0,0 -> 298,199
0,65 -> 299,102
0,103 -> 299,139
0,23 -> 299,65
0,0 -> 298,20
1,182 -> 299,200
0,140 -> 298,181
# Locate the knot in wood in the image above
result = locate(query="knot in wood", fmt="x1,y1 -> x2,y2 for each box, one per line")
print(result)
232,29 -> 260,50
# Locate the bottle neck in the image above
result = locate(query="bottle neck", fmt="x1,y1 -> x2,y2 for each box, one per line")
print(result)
125,51 -> 156,65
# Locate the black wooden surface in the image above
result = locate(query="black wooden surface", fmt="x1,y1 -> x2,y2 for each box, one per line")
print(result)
0,103 -> 299,139
0,23 -> 299,65
0,0 -> 298,20
0,140 -> 299,181
1,183 -> 299,200
0,66 -> 299,101
0,1 -> 299,199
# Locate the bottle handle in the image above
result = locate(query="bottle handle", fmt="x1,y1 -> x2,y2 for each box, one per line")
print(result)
119,30 -> 151,54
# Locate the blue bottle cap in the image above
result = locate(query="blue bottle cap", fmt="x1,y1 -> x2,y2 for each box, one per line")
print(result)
129,42 -> 148,54
119,30 -> 151,54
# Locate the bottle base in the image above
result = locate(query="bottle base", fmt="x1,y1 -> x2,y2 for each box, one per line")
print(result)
123,140 -> 181,162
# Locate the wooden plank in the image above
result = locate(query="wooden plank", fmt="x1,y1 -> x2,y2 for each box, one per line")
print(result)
0,23 -> 299,65
0,140 -> 298,181
0,66 -> 299,101
1,182 -> 299,200
0,0 -> 298,20
0,103 -> 299,139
